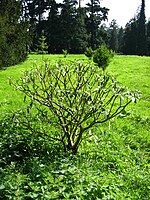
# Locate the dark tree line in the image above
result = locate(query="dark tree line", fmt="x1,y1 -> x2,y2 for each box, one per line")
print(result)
22,0 -> 109,53
122,0 -> 147,55
22,0 -> 150,55
107,0 -> 150,56
0,0 -> 150,68
0,0 -> 109,67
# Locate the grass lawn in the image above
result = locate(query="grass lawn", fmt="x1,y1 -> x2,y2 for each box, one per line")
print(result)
0,54 -> 86,115
108,55 -> 150,117
0,54 -> 150,199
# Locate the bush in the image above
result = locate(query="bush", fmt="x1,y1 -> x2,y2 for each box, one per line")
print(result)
0,109 -> 63,172
35,34 -> 48,54
84,47 -> 94,59
62,49 -> 68,58
12,60 -> 138,154
93,45 -> 114,71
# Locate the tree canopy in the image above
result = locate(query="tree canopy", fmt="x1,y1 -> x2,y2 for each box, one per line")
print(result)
19,0 -> 109,54
0,0 -> 29,68
122,0 -> 147,55
0,0 -> 150,68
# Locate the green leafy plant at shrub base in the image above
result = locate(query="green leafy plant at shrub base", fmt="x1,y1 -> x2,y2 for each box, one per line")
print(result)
12,60 -> 139,154
1,122 -> 149,200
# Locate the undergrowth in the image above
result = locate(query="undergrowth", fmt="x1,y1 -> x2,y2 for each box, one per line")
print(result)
0,55 -> 150,199
0,111 -> 149,199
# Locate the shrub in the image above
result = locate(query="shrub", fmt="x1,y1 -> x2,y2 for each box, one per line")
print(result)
0,109 -> 65,173
84,47 -> 94,59
35,34 -> 48,54
12,61 -> 139,154
62,49 -> 68,58
93,45 -> 114,71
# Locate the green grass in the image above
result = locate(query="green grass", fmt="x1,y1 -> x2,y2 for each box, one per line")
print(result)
108,55 -> 150,117
0,54 -> 150,199
0,54 -> 86,115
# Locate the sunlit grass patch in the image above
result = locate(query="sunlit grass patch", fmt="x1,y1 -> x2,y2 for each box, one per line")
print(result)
0,54 -> 150,199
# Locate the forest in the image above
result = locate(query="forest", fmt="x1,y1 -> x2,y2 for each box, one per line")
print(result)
0,0 -> 150,67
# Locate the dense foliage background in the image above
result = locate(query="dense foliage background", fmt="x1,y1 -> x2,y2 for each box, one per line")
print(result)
21,0 -> 150,55
0,0 -> 29,67
0,0 -> 150,69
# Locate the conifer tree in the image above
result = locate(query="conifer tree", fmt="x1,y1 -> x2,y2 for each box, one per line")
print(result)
122,0 -> 147,55
118,27 -> 124,53
71,8 -> 88,53
147,20 -> 150,55
108,20 -> 119,52
0,0 -> 28,67
86,0 -> 109,49
59,0 -> 78,52
123,18 -> 138,55
46,0 -> 61,53
19,0 -> 109,54
137,0 -> 147,55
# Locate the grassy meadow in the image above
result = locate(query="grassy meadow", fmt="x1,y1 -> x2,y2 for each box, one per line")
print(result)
0,54 -> 150,199
0,54 -> 86,115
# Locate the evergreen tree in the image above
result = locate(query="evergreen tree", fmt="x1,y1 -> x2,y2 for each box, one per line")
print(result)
19,0 -> 109,54
35,34 -> 48,54
22,0 -> 48,52
86,0 -> 109,49
46,0 -> 61,53
147,20 -> 150,55
118,27 -> 124,53
25,0 -> 48,23
46,0 -> 109,53
137,0 -> 147,55
123,18 -> 138,55
71,8 -> 88,53
0,0 -> 28,67
59,0 -> 78,52
122,0 -> 147,55
97,23 -> 109,46
108,19 -> 119,52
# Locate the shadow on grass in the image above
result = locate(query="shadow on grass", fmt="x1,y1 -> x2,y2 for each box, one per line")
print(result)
0,109 -> 67,173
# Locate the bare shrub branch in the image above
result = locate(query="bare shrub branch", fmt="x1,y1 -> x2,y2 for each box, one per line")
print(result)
13,60 -> 139,154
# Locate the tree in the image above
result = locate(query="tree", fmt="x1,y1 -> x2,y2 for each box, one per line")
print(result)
35,34 -> 48,54
46,0 -> 61,53
59,0 -> 78,52
122,0 -> 147,55
46,1 -> 89,54
25,0 -> 48,23
19,0 -> 110,54
70,8 -> 88,53
86,0 -> 109,49
137,0 -> 147,55
147,20 -> 150,55
93,45 -> 114,71
0,0 -> 28,68
108,20 -> 119,52
13,60 -> 138,154
117,27 -> 124,53
123,18 -> 138,55
21,0 -> 49,52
